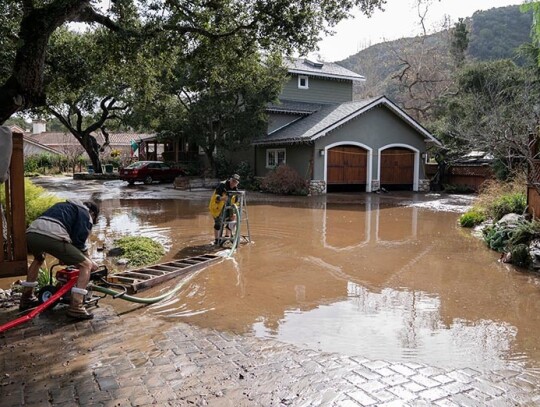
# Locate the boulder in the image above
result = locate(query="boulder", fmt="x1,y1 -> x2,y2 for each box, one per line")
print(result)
529,239 -> 540,270
496,213 -> 524,227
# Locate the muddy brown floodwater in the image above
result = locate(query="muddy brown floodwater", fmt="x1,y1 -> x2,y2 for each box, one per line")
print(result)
4,178 -> 540,381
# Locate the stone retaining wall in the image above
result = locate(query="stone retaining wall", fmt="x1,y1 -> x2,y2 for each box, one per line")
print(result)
309,180 -> 326,195
174,177 -> 219,190
73,172 -> 120,180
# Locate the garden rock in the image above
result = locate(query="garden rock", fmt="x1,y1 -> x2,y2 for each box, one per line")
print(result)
0,288 -> 17,308
496,213 -> 524,227
529,239 -> 540,270
107,247 -> 124,257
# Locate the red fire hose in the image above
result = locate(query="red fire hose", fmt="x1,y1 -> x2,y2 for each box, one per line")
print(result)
0,274 -> 78,334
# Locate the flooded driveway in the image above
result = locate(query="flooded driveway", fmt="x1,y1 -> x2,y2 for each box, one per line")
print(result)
17,178 -> 540,380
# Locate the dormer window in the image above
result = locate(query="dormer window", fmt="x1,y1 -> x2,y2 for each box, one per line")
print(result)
298,75 -> 309,89
304,59 -> 323,68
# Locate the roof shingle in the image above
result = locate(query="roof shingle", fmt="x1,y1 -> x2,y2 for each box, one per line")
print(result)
284,57 -> 365,82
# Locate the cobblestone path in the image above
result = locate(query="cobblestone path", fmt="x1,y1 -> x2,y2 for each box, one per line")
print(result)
1,305 -> 539,406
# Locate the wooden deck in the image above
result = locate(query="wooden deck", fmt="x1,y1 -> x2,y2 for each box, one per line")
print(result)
107,254 -> 222,293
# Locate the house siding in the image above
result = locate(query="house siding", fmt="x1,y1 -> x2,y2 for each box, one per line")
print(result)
313,107 -> 427,182
255,144 -> 312,178
280,75 -> 353,104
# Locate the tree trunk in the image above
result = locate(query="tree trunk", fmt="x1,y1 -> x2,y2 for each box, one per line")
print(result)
84,135 -> 103,174
73,132 -> 103,174
205,148 -> 217,176
0,1 -> 91,124
87,148 -> 103,174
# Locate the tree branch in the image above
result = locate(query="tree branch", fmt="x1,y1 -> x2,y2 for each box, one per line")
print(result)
71,6 -> 122,31
46,106 -> 81,143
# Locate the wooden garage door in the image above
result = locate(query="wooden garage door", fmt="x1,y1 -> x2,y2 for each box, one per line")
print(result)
327,146 -> 367,184
380,148 -> 414,185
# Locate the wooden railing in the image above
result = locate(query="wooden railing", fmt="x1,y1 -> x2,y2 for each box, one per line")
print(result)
0,132 -> 27,277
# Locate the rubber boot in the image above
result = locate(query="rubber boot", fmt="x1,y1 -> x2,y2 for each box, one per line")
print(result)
66,291 -> 93,320
19,284 -> 39,311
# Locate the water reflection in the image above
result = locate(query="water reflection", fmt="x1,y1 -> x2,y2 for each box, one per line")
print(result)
132,197 -> 538,375
268,283 -> 517,370
322,196 -> 419,249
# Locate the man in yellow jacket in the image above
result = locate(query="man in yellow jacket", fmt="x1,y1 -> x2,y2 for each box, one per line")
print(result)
209,174 -> 240,245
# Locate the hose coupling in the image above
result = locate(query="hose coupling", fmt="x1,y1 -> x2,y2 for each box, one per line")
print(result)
71,287 -> 89,295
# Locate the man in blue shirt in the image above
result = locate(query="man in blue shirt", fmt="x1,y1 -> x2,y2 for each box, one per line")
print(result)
22,200 -> 100,320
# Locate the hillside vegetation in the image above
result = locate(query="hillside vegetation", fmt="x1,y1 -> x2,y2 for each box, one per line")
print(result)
339,5 -> 533,102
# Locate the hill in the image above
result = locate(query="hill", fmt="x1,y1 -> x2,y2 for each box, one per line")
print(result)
338,5 -> 533,102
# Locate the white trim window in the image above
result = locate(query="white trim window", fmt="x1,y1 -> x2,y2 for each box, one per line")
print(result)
266,148 -> 286,168
298,75 -> 309,89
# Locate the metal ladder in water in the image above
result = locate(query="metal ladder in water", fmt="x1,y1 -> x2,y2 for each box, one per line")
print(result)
217,190 -> 251,246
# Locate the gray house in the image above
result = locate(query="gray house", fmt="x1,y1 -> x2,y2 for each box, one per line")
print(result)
253,58 -> 442,193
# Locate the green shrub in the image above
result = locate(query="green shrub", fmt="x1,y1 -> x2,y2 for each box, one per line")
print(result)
491,159 -> 511,181
0,179 -> 62,225
510,244 -> 531,268
214,153 -> 235,180
459,208 -> 486,227
234,161 -> 257,191
24,155 -> 40,174
260,165 -> 308,195
114,236 -> 165,267
482,225 -> 512,252
24,153 -> 68,175
481,217 -> 540,256
37,267 -> 56,289
509,219 -> 540,247
488,192 -> 526,221
183,161 -> 202,177
23,179 -> 63,224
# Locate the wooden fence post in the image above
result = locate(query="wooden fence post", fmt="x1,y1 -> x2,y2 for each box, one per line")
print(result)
0,131 -> 28,277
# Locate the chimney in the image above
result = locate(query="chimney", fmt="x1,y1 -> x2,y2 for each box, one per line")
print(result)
32,119 -> 46,134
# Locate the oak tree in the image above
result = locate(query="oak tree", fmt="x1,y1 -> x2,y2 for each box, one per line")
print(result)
0,0 -> 386,125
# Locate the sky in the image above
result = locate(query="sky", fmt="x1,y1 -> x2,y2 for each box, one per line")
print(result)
317,0 -> 526,62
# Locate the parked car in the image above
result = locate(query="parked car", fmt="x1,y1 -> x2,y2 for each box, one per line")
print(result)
119,161 -> 186,185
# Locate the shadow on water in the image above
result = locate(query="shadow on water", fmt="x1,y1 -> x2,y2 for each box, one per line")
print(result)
5,179 -> 540,378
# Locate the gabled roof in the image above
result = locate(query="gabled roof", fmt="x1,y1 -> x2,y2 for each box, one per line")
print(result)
255,96 -> 442,147
23,136 -> 63,155
284,57 -> 365,82
9,125 -> 27,134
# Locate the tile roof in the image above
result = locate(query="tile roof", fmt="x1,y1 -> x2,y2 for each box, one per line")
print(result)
284,57 -> 365,82
255,96 -> 441,146
26,131 -> 154,147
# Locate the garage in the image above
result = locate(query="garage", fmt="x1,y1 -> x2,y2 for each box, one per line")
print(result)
380,147 -> 415,190
255,96 -> 440,193
326,145 -> 368,192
